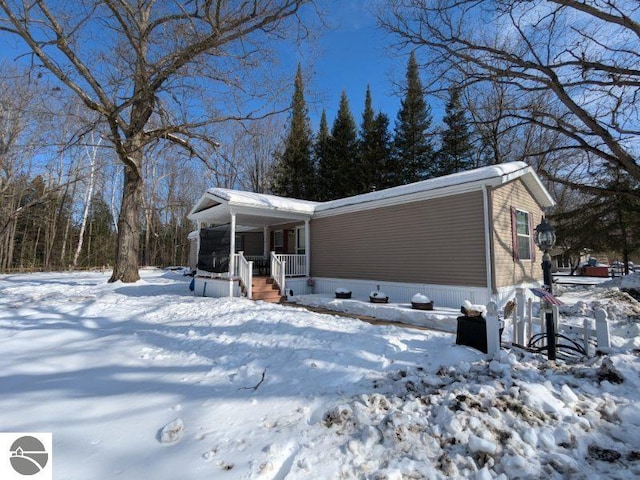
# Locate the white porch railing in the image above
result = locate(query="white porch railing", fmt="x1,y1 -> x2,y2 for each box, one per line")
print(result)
271,252 -> 286,294
274,254 -> 307,277
234,252 -> 253,299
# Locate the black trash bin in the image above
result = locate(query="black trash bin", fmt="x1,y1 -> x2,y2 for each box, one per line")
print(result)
456,315 -> 488,353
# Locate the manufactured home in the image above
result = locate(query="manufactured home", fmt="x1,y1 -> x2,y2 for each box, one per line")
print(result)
187,161 -> 555,308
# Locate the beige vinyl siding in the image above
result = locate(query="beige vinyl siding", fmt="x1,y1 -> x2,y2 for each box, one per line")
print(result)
311,191 -> 487,286
491,179 -> 544,289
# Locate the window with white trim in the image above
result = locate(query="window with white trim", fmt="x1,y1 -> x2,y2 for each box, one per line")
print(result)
516,210 -> 531,260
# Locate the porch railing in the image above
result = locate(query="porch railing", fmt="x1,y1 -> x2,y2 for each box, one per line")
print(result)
234,252 -> 253,299
273,254 -> 307,277
270,252 -> 286,294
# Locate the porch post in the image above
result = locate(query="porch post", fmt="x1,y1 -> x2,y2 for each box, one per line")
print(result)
196,221 -> 201,267
229,211 -> 236,280
305,219 -> 310,277
263,226 -> 269,258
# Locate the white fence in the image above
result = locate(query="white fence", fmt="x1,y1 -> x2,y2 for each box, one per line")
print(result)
505,287 -> 611,356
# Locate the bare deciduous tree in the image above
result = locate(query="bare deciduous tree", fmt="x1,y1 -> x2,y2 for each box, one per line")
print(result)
0,0 -> 319,282
378,0 -> 640,197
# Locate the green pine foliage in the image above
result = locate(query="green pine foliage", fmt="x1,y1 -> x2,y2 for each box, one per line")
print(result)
357,86 -> 393,192
314,110 -> 332,201
84,195 -> 116,267
552,170 -> 640,269
435,86 -> 475,177
372,113 -> 394,189
271,64 -> 315,200
317,91 -> 359,200
392,52 -> 435,184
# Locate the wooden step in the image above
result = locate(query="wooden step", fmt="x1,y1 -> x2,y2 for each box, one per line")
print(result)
252,290 -> 284,302
249,281 -> 276,291
245,276 -> 283,302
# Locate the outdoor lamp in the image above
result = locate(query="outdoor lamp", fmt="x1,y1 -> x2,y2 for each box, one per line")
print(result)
534,217 -> 556,252
534,216 -> 557,361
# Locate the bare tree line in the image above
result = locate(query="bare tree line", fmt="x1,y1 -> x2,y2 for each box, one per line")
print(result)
378,0 -> 640,194
0,0 -> 318,281
0,65 -> 283,273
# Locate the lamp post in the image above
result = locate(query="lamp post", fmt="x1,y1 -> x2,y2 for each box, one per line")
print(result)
534,217 -> 557,360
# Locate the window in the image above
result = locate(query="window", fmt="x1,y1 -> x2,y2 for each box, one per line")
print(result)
296,226 -> 305,254
274,230 -> 284,253
516,210 -> 531,260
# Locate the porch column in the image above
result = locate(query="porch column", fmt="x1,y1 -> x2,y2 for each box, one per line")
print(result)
305,219 -> 310,277
229,211 -> 236,279
196,221 -> 201,264
263,226 -> 269,258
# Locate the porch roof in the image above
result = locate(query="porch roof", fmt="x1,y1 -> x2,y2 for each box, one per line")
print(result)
188,188 -> 318,227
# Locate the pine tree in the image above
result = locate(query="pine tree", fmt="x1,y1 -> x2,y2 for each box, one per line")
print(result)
393,52 -> 434,184
271,64 -> 315,199
357,85 -> 393,192
357,85 -> 378,193
435,86 -> 475,177
314,110 -> 332,201
320,92 -> 359,200
372,112 -> 394,190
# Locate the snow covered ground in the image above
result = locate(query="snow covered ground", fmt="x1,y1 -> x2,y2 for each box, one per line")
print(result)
1,269 -> 639,479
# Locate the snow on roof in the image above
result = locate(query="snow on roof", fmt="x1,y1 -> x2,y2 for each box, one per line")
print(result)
315,161 -> 553,214
206,188 -> 319,215
192,161 -> 553,219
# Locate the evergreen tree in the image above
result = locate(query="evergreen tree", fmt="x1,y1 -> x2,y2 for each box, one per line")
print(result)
372,112 -> 394,190
320,92 -> 359,200
271,64 -> 315,199
392,52 -> 434,184
434,86 -> 474,176
357,85 -> 378,193
84,195 -> 116,267
357,86 -> 393,192
314,110 -> 332,201
552,169 -> 640,273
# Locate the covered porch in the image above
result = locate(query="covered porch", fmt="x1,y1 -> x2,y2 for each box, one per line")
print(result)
188,188 -> 317,300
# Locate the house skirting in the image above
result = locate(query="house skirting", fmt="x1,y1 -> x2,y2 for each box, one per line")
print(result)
192,274 -> 540,309
494,282 -> 541,308
194,276 -> 241,298
310,277 -> 492,309
279,277 -> 313,297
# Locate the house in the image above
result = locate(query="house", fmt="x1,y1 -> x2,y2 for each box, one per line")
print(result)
187,161 -> 555,308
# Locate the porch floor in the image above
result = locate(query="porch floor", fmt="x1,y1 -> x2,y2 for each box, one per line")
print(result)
289,294 -> 460,333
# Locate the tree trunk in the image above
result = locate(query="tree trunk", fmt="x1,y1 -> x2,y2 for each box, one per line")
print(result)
73,147 -> 97,269
109,160 -> 143,283
59,178 -> 79,269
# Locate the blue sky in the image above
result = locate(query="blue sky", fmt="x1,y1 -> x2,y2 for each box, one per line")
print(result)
0,1 -> 437,134
302,1 -> 407,130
